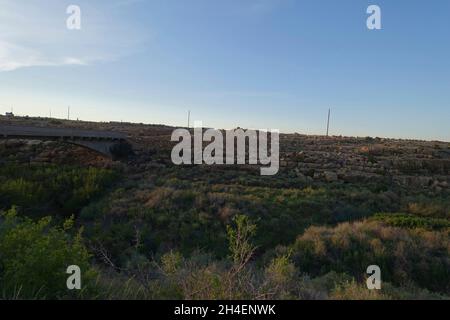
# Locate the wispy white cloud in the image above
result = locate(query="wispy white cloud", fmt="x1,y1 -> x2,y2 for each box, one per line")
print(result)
0,40 -> 91,71
0,0 -> 146,72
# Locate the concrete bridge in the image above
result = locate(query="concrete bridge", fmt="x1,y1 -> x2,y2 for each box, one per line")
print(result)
0,124 -> 131,158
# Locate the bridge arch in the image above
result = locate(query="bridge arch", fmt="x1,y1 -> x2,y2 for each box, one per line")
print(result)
0,124 -> 133,159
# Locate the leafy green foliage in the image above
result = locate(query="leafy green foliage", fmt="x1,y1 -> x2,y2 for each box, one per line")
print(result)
227,215 -> 257,265
81,170 -> 408,265
372,213 -> 450,230
1,147 -> 449,299
0,207 -> 95,299
0,164 -> 118,217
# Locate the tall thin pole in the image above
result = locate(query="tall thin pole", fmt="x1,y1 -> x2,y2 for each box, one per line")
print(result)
67,106 -> 70,120
326,108 -> 331,137
187,110 -> 190,128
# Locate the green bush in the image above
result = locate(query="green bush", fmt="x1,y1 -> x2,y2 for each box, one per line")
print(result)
0,207 -> 95,299
372,213 -> 450,230
0,164 -> 118,217
291,220 -> 449,294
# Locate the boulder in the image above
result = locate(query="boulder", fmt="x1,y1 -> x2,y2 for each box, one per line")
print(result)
324,171 -> 338,182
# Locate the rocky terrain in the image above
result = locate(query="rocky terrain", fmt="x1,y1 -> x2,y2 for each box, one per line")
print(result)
1,115 -> 449,194
279,134 -> 449,192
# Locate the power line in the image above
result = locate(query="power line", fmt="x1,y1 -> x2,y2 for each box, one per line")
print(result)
187,110 -> 190,128
326,108 -> 331,137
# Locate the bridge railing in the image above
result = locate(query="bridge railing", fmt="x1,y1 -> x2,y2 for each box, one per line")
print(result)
0,125 -> 127,140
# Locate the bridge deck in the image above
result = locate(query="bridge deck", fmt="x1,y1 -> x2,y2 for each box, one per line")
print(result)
0,125 -> 127,140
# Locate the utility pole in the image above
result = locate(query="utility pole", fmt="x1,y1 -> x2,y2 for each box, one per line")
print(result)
326,108 -> 331,137
67,106 -> 70,120
187,110 -> 190,128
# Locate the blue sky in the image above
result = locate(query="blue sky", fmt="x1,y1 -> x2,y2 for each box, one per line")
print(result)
0,0 -> 449,141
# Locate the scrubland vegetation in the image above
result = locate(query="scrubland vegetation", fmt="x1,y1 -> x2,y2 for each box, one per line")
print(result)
0,160 -> 448,300
0,121 -> 449,300
0,163 -> 118,219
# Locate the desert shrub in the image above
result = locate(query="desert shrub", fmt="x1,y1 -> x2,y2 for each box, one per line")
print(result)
261,253 -> 301,299
85,272 -> 150,300
0,164 -> 118,218
101,216 -> 257,300
0,207 -> 95,299
329,279 -> 446,300
330,280 -> 390,300
110,216 -> 258,300
87,179 -> 408,264
143,216 -> 310,300
291,220 -> 450,294
85,215 -> 450,300
226,215 -> 257,266
81,183 -> 225,267
0,178 -> 44,208
372,213 -> 450,230
405,198 -> 450,219
376,283 -> 446,300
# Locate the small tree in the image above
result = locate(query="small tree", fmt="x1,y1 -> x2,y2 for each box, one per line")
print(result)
226,214 -> 257,269
0,207 -> 95,299
223,215 -> 258,298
